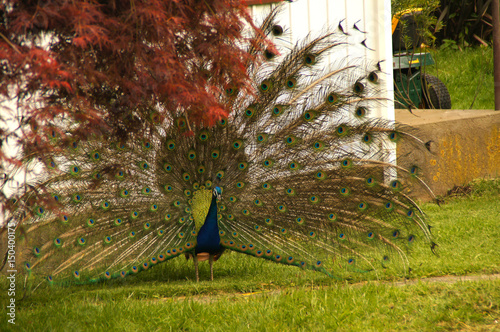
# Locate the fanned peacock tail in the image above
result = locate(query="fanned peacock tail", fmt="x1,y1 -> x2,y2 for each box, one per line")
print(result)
4,7 -> 436,285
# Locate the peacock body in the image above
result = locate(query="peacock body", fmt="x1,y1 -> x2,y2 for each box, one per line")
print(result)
3,7 -> 435,285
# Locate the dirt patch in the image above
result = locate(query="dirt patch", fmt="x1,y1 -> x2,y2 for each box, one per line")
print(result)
446,185 -> 473,197
390,273 -> 500,286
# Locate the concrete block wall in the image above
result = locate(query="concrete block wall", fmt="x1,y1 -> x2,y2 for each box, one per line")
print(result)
396,109 -> 500,199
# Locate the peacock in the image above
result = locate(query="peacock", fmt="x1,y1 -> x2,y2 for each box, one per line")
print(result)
2,7 -> 436,285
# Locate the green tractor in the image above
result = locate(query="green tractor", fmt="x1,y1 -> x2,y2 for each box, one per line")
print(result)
392,9 -> 451,109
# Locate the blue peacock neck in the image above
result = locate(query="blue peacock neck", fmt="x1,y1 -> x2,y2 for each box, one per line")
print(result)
195,191 -> 222,254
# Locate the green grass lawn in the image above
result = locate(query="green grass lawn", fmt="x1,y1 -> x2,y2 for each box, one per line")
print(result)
425,46 -> 494,110
1,179 -> 499,331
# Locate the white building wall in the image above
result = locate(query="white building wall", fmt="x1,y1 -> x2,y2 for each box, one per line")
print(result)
248,0 -> 395,120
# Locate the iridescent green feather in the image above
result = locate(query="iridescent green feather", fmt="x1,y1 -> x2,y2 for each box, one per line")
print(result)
5,5 -> 436,286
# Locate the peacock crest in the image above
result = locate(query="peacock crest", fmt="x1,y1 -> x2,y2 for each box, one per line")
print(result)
3,6 -> 435,285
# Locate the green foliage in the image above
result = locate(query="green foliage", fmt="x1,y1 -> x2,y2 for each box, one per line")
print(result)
425,46 -> 494,109
392,0 -> 441,48
394,0 -> 494,48
391,0 -> 440,15
439,39 -> 460,51
435,0 -> 494,47
470,178 -> 500,197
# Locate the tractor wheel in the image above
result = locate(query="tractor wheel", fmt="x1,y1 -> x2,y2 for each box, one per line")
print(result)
421,73 -> 451,109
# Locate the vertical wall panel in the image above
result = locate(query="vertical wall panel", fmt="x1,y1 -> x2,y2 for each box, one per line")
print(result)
249,0 -> 394,120
308,0 -> 328,33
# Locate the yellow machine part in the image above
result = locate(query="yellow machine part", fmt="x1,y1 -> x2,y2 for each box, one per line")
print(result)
392,8 -> 422,34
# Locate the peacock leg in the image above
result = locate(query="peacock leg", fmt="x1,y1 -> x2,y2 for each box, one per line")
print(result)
193,254 -> 199,282
209,254 -> 214,281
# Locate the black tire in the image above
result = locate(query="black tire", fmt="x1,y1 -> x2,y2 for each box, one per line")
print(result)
421,73 -> 452,109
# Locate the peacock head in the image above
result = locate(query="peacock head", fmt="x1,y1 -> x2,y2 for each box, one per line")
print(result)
213,186 -> 222,201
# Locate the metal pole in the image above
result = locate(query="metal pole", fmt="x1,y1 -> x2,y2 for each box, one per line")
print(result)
493,0 -> 500,110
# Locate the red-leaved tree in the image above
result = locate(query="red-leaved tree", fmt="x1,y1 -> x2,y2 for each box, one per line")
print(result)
0,0 -> 270,172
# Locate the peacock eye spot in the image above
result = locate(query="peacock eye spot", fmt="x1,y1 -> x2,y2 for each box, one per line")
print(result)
356,107 -> 366,117
354,82 -> 364,93
368,72 -> 378,83
272,24 -> 283,36
264,49 -> 275,59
